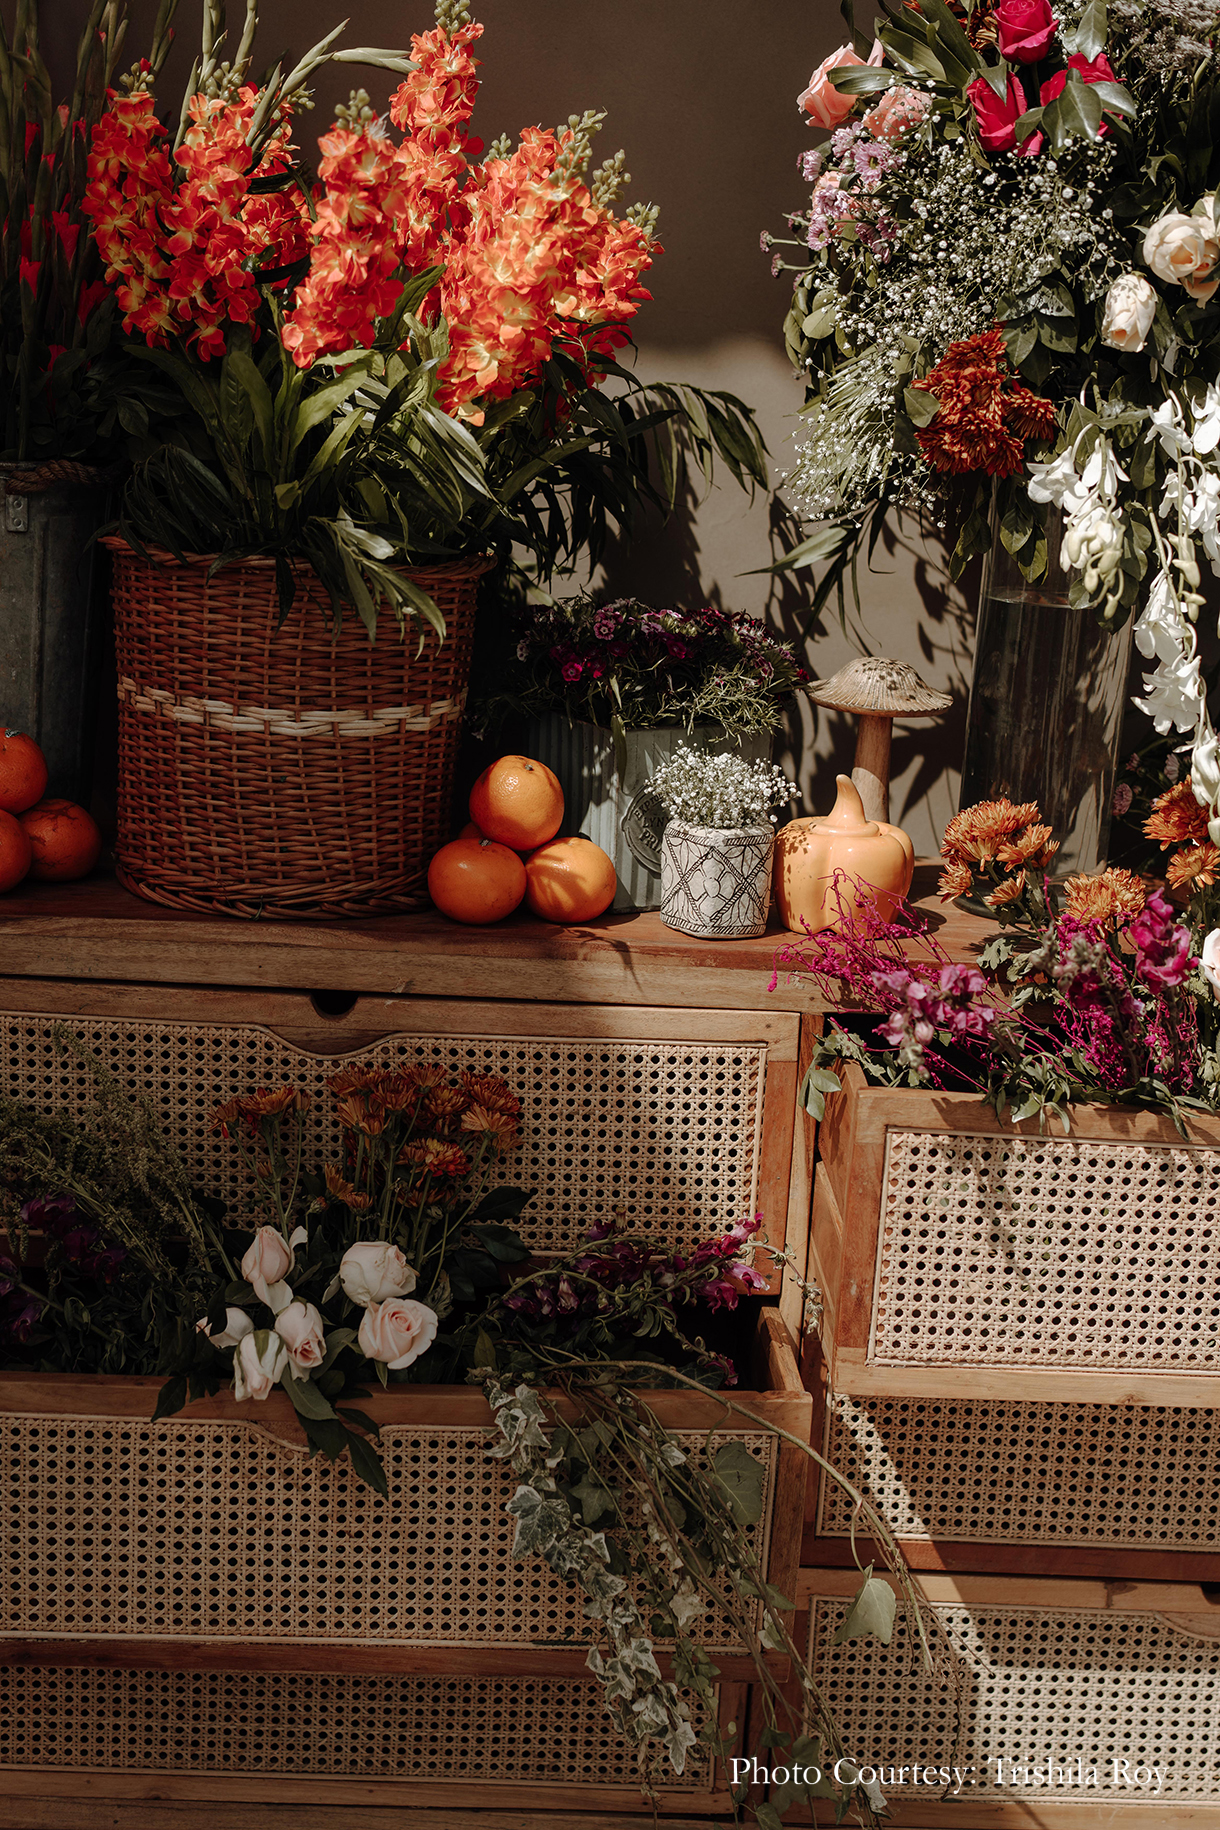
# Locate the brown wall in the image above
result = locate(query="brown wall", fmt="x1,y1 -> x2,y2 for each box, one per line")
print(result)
30,0 -> 978,853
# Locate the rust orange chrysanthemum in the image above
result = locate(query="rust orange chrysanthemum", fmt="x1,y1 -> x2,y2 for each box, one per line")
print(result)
911,329 -> 1056,478
1145,776 -> 1210,848
941,798 -> 1043,864
937,856 -> 975,901
985,870 -> 1026,909
996,823 -> 1059,869
1062,868 -> 1148,923
1166,841 -> 1220,890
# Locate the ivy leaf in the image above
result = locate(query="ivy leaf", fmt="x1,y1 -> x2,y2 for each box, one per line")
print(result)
834,1568 -> 897,1646
569,1474 -> 617,1525
711,1442 -> 765,1527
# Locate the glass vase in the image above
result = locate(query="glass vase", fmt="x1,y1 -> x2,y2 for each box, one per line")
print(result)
959,507 -> 1133,878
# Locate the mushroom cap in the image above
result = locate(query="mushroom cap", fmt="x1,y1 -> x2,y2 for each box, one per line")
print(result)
808,655 -> 952,718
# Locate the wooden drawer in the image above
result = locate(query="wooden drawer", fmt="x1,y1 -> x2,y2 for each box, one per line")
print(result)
796,1570 -> 1220,1826
0,978 -> 804,1274
811,1063 -> 1220,1405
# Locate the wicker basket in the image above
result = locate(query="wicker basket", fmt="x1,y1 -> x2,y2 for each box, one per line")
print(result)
107,540 -> 491,920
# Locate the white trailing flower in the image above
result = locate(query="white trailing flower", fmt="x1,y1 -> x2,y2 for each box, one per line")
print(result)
1192,724 -> 1220,847
1061,500 -> 1124,595
651,744 -> 797,830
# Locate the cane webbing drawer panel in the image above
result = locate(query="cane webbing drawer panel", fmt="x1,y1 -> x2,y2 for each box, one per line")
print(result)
818,1393 -> 1220,1550
0,1663 -> 716,1792
870,1127 -> 1220,1371
0,1410 -> 776,1648
807,1591 -> 1220,1807
0,1003 -> 773,1257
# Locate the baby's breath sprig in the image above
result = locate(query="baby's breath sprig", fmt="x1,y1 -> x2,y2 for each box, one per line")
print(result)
652,745 -> 798,831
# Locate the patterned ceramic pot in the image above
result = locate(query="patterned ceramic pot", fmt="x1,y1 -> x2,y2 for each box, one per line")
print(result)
659,821 -> 774,939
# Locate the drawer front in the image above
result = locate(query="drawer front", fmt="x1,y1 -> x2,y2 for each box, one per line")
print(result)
0,1663 -> 725,1804
818,1393 -> 1220,1553
0,985 -> 799,1261
807,1589 -> 1220,1810
1,1408 -> 777,1650
870,1127 -> 1220,1372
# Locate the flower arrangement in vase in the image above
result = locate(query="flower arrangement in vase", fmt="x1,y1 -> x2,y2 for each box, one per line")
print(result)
765,0 -> 1220,872
651,742 -> 797,939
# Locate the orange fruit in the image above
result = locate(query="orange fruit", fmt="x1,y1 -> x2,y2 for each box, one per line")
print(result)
19,799 -> 103,881
0,730 -> 48,815
458,820 -> 484,840
428,836 -> 527,925
524,837 -> 617,923
469,755 -> 564,850
0,809 -> 32,892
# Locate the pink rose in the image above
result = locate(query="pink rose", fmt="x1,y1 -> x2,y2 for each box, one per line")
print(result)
196,1306 -> 254,1350
967,74 -> 1033,154
340,1241 -> 417,1306
798,41 -> 881,130
358,1297 -> 439,1371
861,85 -> 931,142
274,1300 -> 326,1373
995,0 -> 1058,63
241,1226 -> 294,1306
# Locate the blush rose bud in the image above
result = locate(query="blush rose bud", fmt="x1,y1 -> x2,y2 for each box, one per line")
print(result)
196,1307 -> 255,1350
232,1329 -> 288,1401
274,1300 -> 326,1373
358,1297 -> 439,1371
1100,274 -> 1157,352
241,1226 -> 295,1306
340,1241 -> 418,1306
797,40 -> 883,130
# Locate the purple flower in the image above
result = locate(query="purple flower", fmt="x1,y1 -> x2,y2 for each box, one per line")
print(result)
561,661 -> 584,683
1129,891 -> 1193,990
591,611 -> 619,640
21,1193 -> 79,1238
701,1278 -> 740,1313
801,147 -> 824,181
1112,782 -> 1133,817
723,1262 -> 769,1295
1164,753 -> 1181,782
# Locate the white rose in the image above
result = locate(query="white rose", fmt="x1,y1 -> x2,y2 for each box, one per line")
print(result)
274,1300 -> 326,1373
196,1307 -> 254,1350
358,1298 -> 439,1371
240,1226 -> 294,1306
232,1329 -> 288,1401
1202,929 -> 1220,998
340,1241 -> 417,1306
1143,211 -> 1219,289
1101,274 -> 1157,353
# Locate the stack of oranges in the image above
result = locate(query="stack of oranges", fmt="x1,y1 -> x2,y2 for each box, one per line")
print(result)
428,756 -> 617,926
0,731 -> 103,892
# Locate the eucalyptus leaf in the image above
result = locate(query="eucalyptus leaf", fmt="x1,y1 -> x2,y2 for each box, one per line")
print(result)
833,1570 -> 898,1646
711,1442 -> 765,1527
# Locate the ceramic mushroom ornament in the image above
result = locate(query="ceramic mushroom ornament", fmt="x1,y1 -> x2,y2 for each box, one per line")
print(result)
808,657 -> 951,823
772,774 -> 915,934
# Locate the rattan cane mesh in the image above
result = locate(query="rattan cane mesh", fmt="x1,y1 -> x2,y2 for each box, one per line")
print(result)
108,541 -> 489,920
0,1664 -> 716,1789
818,1394 -> 1220,1548
0,1413 -> 775,1648
808,1597 -> 1220,1803
0,1010 -> 766,1256
870,1128 -> 1220,1368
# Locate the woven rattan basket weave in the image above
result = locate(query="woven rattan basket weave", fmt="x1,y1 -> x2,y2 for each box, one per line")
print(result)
107,539 -> 491,919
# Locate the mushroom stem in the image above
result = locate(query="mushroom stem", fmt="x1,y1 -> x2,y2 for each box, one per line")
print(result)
852,714 -> 893,823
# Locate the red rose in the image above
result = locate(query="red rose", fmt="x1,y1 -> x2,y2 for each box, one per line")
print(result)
967,74 -> 1030,153
1040,50 -> 1117,102
995,0 -> 1058,63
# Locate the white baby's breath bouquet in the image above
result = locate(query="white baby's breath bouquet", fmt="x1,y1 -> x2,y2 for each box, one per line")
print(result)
652,745 -> 797,830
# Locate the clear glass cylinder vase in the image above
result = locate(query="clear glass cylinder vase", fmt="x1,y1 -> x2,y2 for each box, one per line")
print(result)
959,506 -> 1133,878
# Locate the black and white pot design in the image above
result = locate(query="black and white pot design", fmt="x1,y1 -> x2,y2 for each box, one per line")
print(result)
659,821 -> 774,939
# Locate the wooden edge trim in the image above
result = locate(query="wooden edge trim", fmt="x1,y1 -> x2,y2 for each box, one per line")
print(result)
796,1567 -> 1220,1614
826,1355 -> 1220,1408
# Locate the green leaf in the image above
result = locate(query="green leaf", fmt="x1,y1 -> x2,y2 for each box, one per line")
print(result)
152,1374 -> 188,1422
1041,69 -> 1104,147
343,1426 -> 389,1497
748,521 -> 854,575
223,345 -> 276,464
711,1442 -> 765,1527
833,1569 -> 897,1646
903,386 -> 940,427
470,1221 -> 530,1263
754,1806 -> 785,1830
1074,0 -> 1106,60
828,68 -> 900,96
798,1063 -> 844,1121
281,1370 -> 340,1421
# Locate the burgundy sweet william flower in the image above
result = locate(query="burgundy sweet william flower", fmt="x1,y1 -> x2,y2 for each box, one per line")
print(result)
995,0 -> 1058,63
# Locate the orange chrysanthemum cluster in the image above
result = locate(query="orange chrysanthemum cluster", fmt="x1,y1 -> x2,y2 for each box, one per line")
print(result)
1062,868 -> 1148,924
211,1085 -> 312,1136
1143,775 -> 1220,891
84,88 -> 307,360
911,329 -> 1057,478
938,796 -> 1059,903
325,1061 -> 521,1168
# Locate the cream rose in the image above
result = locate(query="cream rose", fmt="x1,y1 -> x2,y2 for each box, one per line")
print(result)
1143,211 -> 1219,291
232,1329 -> 288,1401
1202,929 -> 1220,997
340,1241 -> 417,1306
274,1300 -> 326,1373
798,43 -> 870,130
1100,274 -> 1157,352
196,1306 -> 254,1350
358,1297 -> 439,1371
241,1226 -> 294,1306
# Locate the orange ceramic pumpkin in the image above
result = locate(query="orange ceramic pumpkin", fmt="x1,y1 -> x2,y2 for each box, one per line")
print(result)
773,774 -> 914,933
